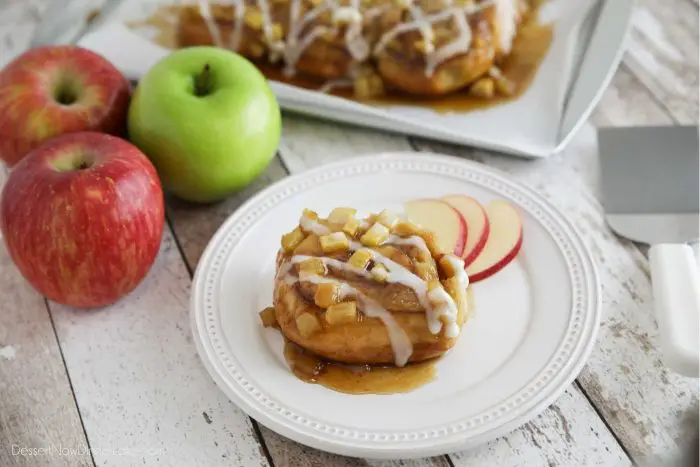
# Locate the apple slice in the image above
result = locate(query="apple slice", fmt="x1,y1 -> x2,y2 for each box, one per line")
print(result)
405,199 -> 467,256
466,200 -> 523,283
442,195 -> 490,266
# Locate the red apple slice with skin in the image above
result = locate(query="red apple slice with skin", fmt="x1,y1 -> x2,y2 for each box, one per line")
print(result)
466,200 -> 523,283
442,195 -> 490,267
404,199 -> 467,256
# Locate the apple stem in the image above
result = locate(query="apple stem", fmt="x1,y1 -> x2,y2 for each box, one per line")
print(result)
194,64 -> 212,97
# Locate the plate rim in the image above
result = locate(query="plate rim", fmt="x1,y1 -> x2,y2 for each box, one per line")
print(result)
190,151 -> 601,458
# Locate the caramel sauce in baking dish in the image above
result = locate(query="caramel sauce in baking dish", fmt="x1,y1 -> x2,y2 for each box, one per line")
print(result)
127,1 -> 552,114
283,339 -> 438,394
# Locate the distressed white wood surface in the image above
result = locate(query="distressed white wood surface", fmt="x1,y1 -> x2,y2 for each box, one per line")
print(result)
0,244 -> 93,467
624,0 -> 699,124
0,0 -> 698,466
46,230 -> 271,467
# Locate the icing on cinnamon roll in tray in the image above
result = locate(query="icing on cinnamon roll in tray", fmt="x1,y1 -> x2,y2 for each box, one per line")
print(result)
174,0 -> 544,100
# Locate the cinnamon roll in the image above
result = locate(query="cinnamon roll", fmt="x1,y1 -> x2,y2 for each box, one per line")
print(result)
259,207 -> 470,366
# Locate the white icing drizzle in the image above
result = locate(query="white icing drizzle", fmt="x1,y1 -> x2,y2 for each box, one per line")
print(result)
291,254 -> 374,280
318,79 -> 353,93
364,4 -> 391,19
386,234 -> 429,251
492,0 -> 518,53
425,8 -> 470,76
427,287 -> 460,337
299,214 -> 331,235
257,0 -> 286,61
285,213 -> 468,365
197,0 -> 509,85
230,0 -> 246,51
342,0 -> 370,61
197,0 -> 224,47
408,1 -> 435,55
373,0 -> 496,77
443,254 -> 469,289
283,3 -> 330,76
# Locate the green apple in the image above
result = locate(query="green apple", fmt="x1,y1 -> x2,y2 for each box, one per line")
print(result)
128,46 -> 281,203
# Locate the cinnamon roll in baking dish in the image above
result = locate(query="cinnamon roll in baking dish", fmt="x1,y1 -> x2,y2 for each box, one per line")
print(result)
176,0 -> 529,98
259,207 -> 470,367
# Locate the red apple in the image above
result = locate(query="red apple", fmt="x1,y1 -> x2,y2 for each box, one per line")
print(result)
466,200 -> 523,283
0,45 -> 131,167
0,132 -> 164,308
405,199 -> 467,256
442,195 -> 490,266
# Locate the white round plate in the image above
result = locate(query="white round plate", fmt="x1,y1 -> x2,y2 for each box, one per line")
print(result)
190,152 -> 600,459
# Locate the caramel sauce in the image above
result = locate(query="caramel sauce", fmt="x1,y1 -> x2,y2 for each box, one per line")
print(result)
283,340 -> 437,394
127,2 -> 552,114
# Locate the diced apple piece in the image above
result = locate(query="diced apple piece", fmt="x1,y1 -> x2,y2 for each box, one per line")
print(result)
370,264 -> 389,282
342,217 -> 360,237
302,208 -> 319,221
281,227 -> 305,253
439,255 -> 464,278
314,282 -> 340,308
442,195 -> 490,266
296,312 -> 321,337
259,306 -> 278,327
392,220 -> 421,237
328,207 -> 357,225
299,209 -> 323,234
466,200 -> 523,283
420,230 -> 446,258
320,232 -> 349,253
324,301 -> 357,326
377,209 -> 399,228
348,249 -> 373,269
360,222 -> 390,246
405,199 -> 467,257
375,245 -> 412,269
299,258 -> 326,277
294,234 -> 323,256
415,260 -> 439,281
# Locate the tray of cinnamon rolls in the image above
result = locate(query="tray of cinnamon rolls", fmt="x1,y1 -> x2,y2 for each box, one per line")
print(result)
75,0 -> 634,154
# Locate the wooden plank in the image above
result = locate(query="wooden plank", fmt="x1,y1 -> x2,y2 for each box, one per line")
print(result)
623,0 -> 699,123
450,387 -> 630,466
260,425 -> 452,467
46,229 -> 270,467
167,157 -> 289,273
411,67 -> 699,465
0,243 -> 93,466
0,0 -> 47,68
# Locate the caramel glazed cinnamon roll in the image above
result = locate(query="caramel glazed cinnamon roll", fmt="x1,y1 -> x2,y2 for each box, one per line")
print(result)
259,208 -> 470,367
177,0 -> 529,97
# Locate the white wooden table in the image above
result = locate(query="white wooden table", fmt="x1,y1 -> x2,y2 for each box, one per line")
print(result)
0,1 -> 698,466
